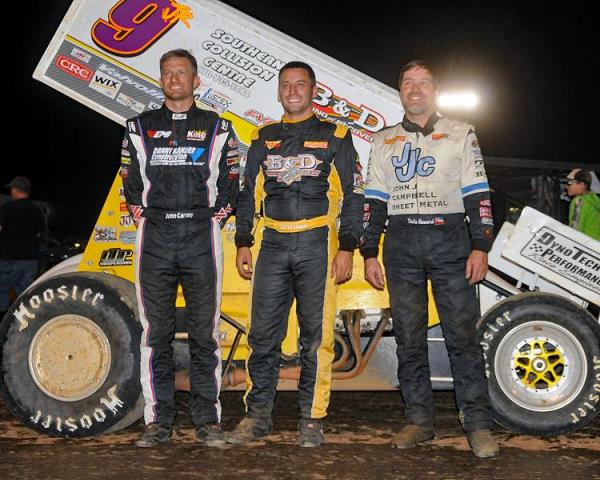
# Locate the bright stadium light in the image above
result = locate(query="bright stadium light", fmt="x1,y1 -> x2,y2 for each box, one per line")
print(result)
437,90 -> 480,110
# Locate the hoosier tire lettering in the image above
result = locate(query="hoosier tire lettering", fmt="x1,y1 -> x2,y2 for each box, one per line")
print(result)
0,272 -> 143,438
12,285 -> 104,332
569,356 -> 600,424
29,385 -> 124,432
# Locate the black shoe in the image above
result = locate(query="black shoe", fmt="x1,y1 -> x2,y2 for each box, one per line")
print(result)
226,416 -> 273,445
196,423 -> 226,447
135,423 -> 172,448
298,419 -> 324,448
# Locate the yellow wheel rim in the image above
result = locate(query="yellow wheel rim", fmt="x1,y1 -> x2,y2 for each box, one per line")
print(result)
513,339 -> 565,389
494,321 -> 587,412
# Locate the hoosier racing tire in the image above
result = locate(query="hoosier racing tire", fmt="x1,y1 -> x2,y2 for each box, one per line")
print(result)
0,272 -> 143,437
478,292 -> 600,436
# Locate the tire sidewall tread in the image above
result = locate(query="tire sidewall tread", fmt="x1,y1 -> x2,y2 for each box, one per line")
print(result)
479,292 -> 600,436
0,273 -> 142,437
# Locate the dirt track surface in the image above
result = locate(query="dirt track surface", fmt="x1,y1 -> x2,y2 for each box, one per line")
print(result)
1,391 -> 598,480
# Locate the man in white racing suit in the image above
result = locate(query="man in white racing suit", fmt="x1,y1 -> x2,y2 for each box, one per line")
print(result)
361,59 -> 498,458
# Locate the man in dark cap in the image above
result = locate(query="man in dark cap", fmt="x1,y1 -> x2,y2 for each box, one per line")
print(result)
0,176 -> 45,315
566,169 -> 600,240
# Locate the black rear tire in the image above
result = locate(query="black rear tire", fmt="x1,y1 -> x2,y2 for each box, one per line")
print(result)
0,272 -> 143,437
478,292 -> 600,436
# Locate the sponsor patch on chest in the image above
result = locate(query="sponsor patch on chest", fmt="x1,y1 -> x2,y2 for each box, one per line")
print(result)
384,135 -> 406,144
263,154 -> 323,185
265,140 -> 281,149
187,130 -> 207,141
304,140 -> 328,149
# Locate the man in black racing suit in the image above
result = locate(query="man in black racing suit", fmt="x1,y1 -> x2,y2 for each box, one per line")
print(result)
122,49 -> 240,448
228,62 -> 364,448
361,60 -> 498,458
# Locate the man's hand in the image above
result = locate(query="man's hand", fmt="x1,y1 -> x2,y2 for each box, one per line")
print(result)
236,247 -> 253,280
465,250 -> 488,285
364,257 -> 385,290
331,250 -> 353,285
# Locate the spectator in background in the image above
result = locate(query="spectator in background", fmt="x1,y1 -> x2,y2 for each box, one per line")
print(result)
566,169 -> 600,240
0,176 -> 45,315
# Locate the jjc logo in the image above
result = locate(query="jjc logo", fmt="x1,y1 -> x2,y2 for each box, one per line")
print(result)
391,143 -> 436,182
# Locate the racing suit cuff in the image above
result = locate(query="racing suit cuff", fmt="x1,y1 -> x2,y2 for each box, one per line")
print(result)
338,235 -> 357,252
360,246 -> 379,259
471,238 -> 492,253
235,232 -> 254,248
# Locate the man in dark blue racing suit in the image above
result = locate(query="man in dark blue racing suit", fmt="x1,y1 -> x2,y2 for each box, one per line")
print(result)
122,49 -> 240,448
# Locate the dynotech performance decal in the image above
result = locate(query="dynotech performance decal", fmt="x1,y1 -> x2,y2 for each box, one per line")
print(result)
520,227 -> 599,295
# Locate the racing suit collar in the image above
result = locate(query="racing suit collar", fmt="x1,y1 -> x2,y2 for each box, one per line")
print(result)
281,112 -> 316,124
401,113 -> 441,136
280,113 -> 319,134
160,103 -> 198,121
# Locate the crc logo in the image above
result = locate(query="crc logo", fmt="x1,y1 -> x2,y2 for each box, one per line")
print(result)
391,143 -> 436,182
55,55 -> 93,81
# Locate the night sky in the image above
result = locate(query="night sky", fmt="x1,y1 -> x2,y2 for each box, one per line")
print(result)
6,0 -> 599,241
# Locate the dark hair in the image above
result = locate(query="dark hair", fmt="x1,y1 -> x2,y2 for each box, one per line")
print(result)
398,59 -> 438,87
279,61 -> 316,86
573,170 -> 593,188
160,49 -> 198,75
